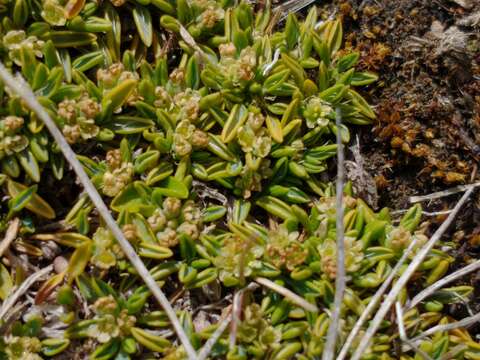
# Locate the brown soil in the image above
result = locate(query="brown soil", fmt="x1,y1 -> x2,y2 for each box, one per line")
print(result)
337,0 -> 480,209
327,0 -> 480,319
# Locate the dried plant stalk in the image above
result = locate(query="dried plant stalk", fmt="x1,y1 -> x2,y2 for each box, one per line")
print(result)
412,312 -> 480,342
337,235 -> 421,360
351,187 -> 474,360
229,283 -> 259,349
395,301 -> 434,360
322,108 -> 346,360
255,277 -> 318,312
0,265 -> 52,320
274,0 -> 318,20
198,308 -> 232,360
0,218 -> 20,257
409,182 -> 480,203
407,259 -> 480,310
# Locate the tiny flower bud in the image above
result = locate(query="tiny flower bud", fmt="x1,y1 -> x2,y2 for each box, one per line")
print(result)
3,116 -> 24,133
191,129 -> 209,147
122,224 -> 138,242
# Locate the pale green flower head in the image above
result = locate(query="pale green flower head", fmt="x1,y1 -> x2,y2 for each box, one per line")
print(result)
41,0 -> 67,25
303,97 -> 334,129
3,31 -> 44,66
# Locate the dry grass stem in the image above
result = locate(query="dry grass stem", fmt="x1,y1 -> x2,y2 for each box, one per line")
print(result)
197,308 -> 232,360
439,344 -> 469,360
322,108 -> 346,360
229,283 -> 259,349
274,0 -> 318,20
409,182 -> 480,203
412,311 -> 480,342
337,235 -> 421,360
255,277 -> 318,312
407,259 -> 480,310
0,265 -> 53,320
395,301 -> 434,360
0,218 -> 20,257
351,187 -> 474,360
391,209 -> 453,217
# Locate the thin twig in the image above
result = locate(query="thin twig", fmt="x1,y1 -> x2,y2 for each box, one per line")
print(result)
407,259 -> 480,310
229,290 -> 244,349
179,25 -> 214,67
412,312 -> 480,342
337,236 -> 420,360
409,182 -> 480,203
229,283 -> 259,349
0,265 -> 53,320
0,302 -> 26,334
0,63 -> 199,360
439,344 -> 468,360
273,0 -> 317,20
323,108 -> 346,360
255,277 -> 318,312
197,308 -> 232,360
390,209 -> 453,217
395,302 -> 434,360
0,218 -> 20,257
351,187 -> 474,360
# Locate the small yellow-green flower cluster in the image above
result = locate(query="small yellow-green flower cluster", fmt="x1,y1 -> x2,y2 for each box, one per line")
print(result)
91,227 -> 124,269
303,97 -> 334,129
3,31 -> 44,66
0,116 -> 28,158
235,304 -> 280,350
102,149 -> 134,197
149,198 -> 203,247
86,295 -> 136,343
41,0 -> 67,26
58,97 -> 101,144
219,45 -> 257,86
318,236 -> 364,280
266,223 -> 306,271
2,336 -> 42,360
214,234 -> 263,285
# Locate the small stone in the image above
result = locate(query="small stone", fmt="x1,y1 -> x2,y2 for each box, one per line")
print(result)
54,256 -> 68,274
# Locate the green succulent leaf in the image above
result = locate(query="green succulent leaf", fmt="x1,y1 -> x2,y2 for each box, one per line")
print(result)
153,176 -> 189,199
130,327 -> 170,352
0,264 -> 13,301
7,180 -> 56,219
133,4 -> 153,47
